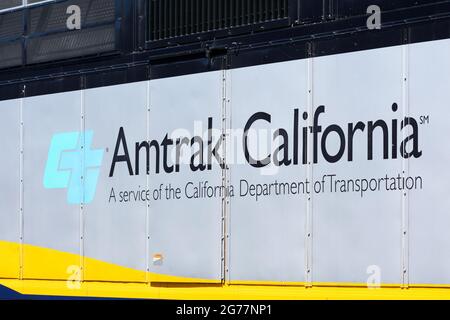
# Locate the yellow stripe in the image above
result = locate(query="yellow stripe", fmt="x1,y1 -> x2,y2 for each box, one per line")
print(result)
23,244 -> 80,280
0,241 -> 19,279
0,241 -> 223,284
2,241 -> 450,299
2,279 -> 450,300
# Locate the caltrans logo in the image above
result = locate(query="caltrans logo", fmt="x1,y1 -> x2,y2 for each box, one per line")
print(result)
43,131 -> 104,204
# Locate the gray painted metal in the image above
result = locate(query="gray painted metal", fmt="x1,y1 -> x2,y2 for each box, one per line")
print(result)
311,46 -> 403,284
229,60 -> 307,283
83,82 -> 148,282
409,39 -> 450,285
22,91 -> 82,280
0,99 -> 20,279
0,39 -> 449,285
0,100 -> 20,245
147,72 -> 223,281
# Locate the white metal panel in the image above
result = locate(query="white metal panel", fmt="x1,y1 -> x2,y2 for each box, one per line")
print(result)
4,38 -> 450,286
229,60 -> 308,282
312,46 -> 403,284
408,39 -> 450,285
83,81 -> 148,282
148,71 -> 223,281
0,98 -> 20,278
22,91 -> 81,279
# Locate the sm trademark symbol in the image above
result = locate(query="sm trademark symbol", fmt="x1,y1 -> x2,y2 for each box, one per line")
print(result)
419,115 -> 430,125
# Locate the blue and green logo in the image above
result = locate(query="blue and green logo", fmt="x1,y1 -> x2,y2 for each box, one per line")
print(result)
43,131 -> 104,204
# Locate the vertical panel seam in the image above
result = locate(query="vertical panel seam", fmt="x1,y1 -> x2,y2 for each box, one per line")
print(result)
225,68 -> 232,285
80,82 -> 85,283
19,85 -> 24,280
146,78 -> 151,284
220,67 -> 229,284
401,39 -> 410,288
305,46 -> 313,287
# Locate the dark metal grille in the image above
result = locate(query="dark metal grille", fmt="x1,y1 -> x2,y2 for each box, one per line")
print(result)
27,0 -> 55,4
29,0 -> 115,34
26,0 -> 116,64
0,9 -> 23,68
0,1 -> 57,11
0,0 -> 22,11
27,24 -> 116,64
0,0 -> 117,69
0,40 -> 22,68
148,0 -> 289,41
0,10 -> 23,40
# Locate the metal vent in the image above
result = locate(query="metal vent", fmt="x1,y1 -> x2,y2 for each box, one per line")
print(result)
0,0 -> 118,69
148,0 -> 289,41
0,10 -> 23,68
0,0 -> 22,12
27,0 -> 55,4
0,1 -> 57,12
27,24 -> 116,64
0,10 -> 23,40
0,40 -> 22,68
29,0 -> 115,34
26,0 -> 117,64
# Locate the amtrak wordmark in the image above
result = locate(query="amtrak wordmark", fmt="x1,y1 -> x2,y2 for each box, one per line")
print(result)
109,103 -> 422,176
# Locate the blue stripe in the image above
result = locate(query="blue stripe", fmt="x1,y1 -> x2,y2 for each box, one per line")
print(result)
0,284 -> 132,300
0,284 -> 23,300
